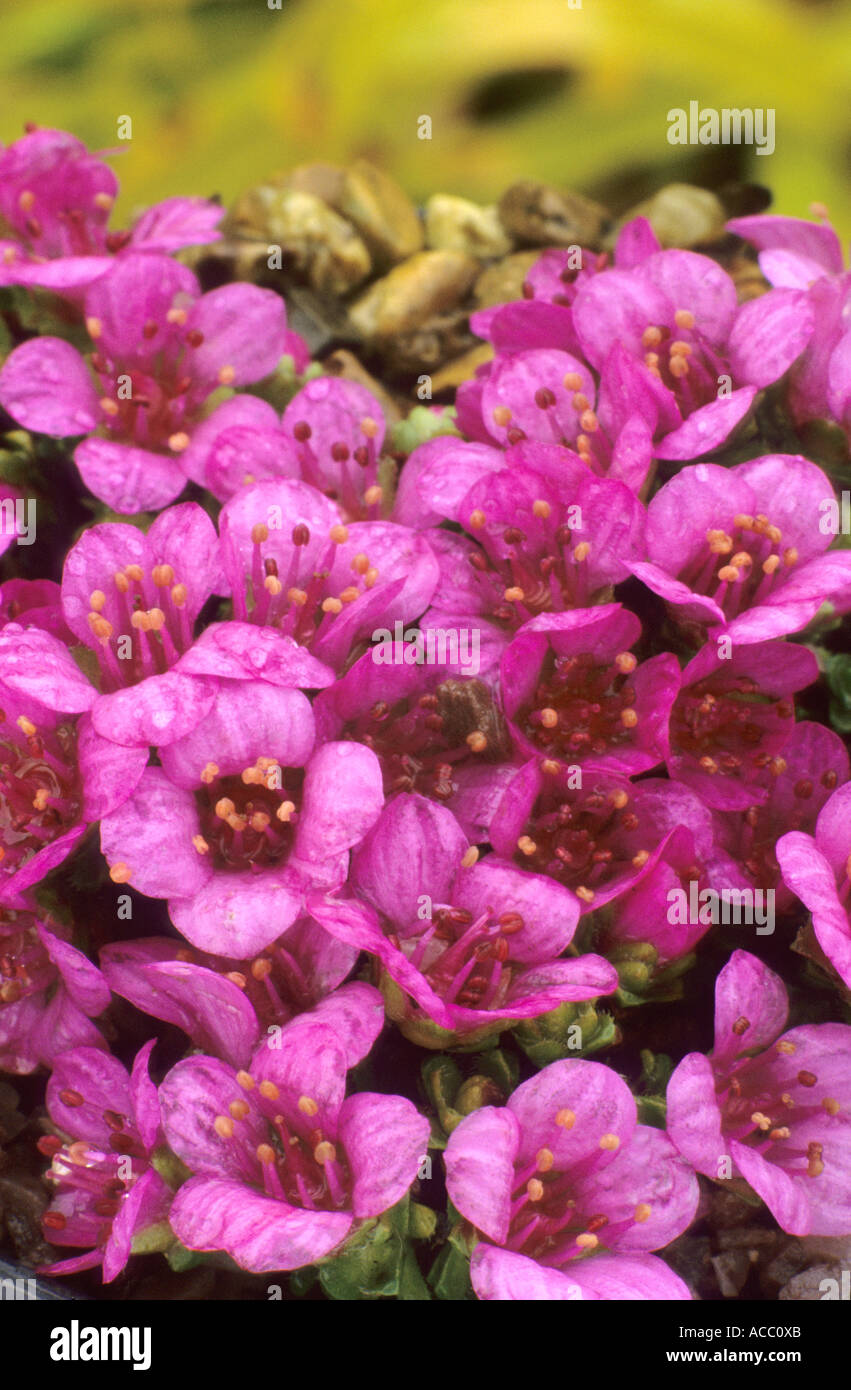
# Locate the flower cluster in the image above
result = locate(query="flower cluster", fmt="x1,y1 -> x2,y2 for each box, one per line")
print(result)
1,129 -> 850,1301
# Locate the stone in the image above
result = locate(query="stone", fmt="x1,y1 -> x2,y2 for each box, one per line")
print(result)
348,250 -> 478,340
616,183 -> 726,249
497,180 -> 609,247
282,161 -> 346,207
430,342 -> 494,393
227,187 -> 371,297
338,159 -> 424,266
473,250 -> 541,307
424,194 -> 513,259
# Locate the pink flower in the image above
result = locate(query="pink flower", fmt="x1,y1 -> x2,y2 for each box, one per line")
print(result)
313,646 -> 519,841
0,908 -> 109,1073
200,376 -> 388,520
100,917 -> 359,1069
712,720 -> 849,911
599,783 -> 750,973
668,638 -> 818,810
445,1058 -> 697,1299
500,605 -> 679,777
158,984 -> 429,1272
726,211 -> 851,431
0,626 -> 146,904
394,441 -> 647,677
630,456 -> 851,645
777,782 -> 851,990
0,253 -> 293,512
39,1041 -> 171,1281
0,127 -> 223,293
571,247 -> 812,461
218,478 -> 439,674
98,678 -> 384,958
320,792 -> 616,1045
667,950 -> 851,1236
489,764 -> 695,914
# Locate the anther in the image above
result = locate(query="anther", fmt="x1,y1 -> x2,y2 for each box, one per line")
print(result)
109,863 -> 131,883
555,1109 -> 576,1130
298,1096 -> 319,1117
259,1080 -> 280,1101
599,1133 -> 620,1151
214,1115 -> 235,1138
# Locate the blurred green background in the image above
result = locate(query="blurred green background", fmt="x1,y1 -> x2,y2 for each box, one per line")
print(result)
2,0 -> 851,235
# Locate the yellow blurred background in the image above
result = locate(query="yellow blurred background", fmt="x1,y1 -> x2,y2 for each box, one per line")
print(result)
2,0 -> 851,236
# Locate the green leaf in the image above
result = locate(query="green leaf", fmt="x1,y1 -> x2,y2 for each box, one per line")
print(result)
164,1240 -> 206,1272
427,1241 -> 475,1301
390,405 -> 460,455
399,1247 -> 432,1300
318,1216 -> 406,1300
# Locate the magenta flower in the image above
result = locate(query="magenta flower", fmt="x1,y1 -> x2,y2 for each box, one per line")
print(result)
0,578 -> 74,640
218,478 -> 439,674
320,792 -> 616,1046
100,917 -> 359,1069
777,782 -> 851,990
445,1058 -> 697,1299
58,502 -> 224,745
0,126 -> 223,292
599,783 -> 750,970
668,950 -> 851,1236
397,442 -> 646,676
158,984 -> 430,1272
0,908 -> 109,1073
463,243 -> 611,366
726,211 -> 851,430
712,720 -> 849,912
454,346 -> 656,492
668,638 -> 818,810
201,376 -> 388,519
630,456 -> 851,644
500,605 -> 679,776
314,648 -> 519,841
489,763 -> 696,914
39,1041 -> 172,1280
571,247 -> 813,460
0,253 -> 293,512
98,678 -> 384,958
0,625 -> 146,903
